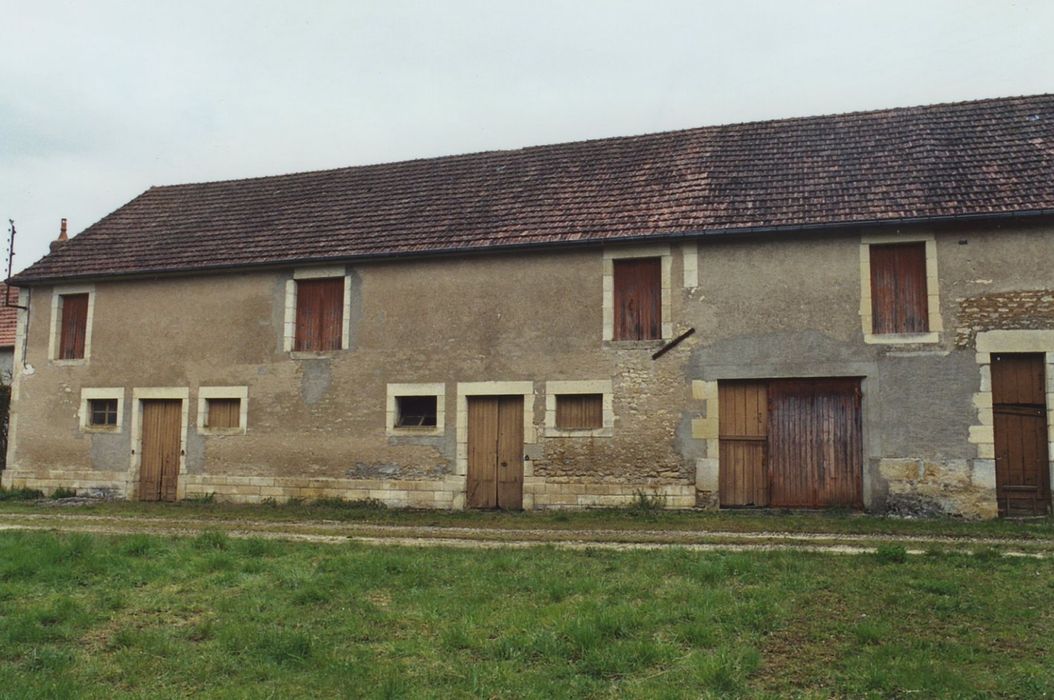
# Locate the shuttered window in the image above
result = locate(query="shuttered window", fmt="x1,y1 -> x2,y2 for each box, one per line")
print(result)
58,293 -> 89,360
206,398 -> 241,429
294,278 -> 344,351
555,394 -> 603,430
613,258 -> 661,340
869,243 -> 929,334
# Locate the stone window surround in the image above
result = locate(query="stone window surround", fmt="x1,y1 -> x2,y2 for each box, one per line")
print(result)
602,245 -> 673,341
129,387 -> 191,501
969,331 -> 1054,494
544,379 -> 614,438
48,284 -> 95,364
858,232 -> 942,345
455,381 -> 536,478
79,387 -> 125,432
387,382 -> 446,437
198,386 -> 249,435
283,266 -> 353,354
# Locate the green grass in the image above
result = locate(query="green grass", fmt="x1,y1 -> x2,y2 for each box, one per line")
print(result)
2,497 -> 1052,540
0,531 -> 1051,698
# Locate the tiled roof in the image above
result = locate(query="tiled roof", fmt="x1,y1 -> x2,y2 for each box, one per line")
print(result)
0,286 -> 19,347
13,94 -> 1054,284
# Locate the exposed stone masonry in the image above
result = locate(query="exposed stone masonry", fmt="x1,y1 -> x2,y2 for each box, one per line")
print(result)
956,290 -> 1054,348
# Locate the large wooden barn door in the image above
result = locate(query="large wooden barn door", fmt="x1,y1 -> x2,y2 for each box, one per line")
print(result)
767,379 -> 863,508
139,400 -> 182,502
718,381 -> 769,507
718,378 -> 863,509
991,354 -> 1051,517
467,396 -> 524,510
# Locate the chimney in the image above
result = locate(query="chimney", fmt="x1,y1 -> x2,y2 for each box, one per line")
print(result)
50,218 -> 68,253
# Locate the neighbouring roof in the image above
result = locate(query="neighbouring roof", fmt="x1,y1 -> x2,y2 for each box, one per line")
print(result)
13,93 -> 1054,285
0,286 -> 19,347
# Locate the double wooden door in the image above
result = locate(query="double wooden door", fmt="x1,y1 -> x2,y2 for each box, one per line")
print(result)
719,378 -> 863,509
139,400 -> 182,502
991,354 -> 1050,516
466,396 -> 524,509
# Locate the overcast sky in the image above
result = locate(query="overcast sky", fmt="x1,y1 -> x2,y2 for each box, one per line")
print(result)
2,0 -> 1052,273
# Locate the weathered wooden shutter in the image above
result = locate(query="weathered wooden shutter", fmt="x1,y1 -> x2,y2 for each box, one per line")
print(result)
869,243 -> 928,334
58,293 -> 89,359
613,258 -> 661,340
294,278 -> 344,351
206,399 -> 241,429
555,394 -> 603,429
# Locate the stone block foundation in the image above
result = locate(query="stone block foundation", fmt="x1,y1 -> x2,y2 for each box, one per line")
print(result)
2,469 -> 697,510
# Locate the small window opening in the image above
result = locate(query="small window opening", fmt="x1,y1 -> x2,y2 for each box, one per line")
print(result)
556,394 -> 603,430
89,398 -> 118,427
396,396 -> 438,427
206,398 -> 241,429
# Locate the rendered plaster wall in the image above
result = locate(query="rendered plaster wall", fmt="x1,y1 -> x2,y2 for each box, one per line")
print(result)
680,222 -> 1053,518
4,221 -> 1052,516
3,247 -> 697,508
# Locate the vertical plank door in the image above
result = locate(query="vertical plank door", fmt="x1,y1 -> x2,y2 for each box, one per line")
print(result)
718,381 -> 769,506
466,396 -> 524,510
992,354 -> 1050,516
139,400 -> 182,502
467,397 -> 500,508
496,396 -> 525,510
767,379 -> 863,508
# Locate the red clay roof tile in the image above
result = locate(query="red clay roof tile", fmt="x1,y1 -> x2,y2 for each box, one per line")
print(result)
0,286 -> 20,346
12,94 -> 1054,284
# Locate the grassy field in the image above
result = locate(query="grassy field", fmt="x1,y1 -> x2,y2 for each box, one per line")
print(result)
2,494 -> 1053,541
1,530 -> 1052,698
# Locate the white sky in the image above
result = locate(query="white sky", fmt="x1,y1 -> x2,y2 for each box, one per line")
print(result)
2,0 -> 1052,273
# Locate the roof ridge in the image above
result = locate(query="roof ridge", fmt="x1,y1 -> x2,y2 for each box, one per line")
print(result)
147,93 -> 1054,191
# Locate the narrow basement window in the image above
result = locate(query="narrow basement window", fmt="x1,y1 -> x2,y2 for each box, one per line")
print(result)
395,396 -> 438,428
206,398 -> 242,429
88,398 -> 118,427
556,394 -> 603,430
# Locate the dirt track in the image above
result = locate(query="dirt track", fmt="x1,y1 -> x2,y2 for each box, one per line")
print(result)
0,511 -> 1050,558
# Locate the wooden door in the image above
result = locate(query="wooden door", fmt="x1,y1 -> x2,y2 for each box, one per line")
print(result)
992,354 -> 1050,516
466,396 -> 524,510
139,400 -> 182,502
719,381 -> 769,506
767,379 -> 863,508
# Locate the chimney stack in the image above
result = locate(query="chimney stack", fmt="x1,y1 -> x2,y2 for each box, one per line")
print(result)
50,218 -> 69,253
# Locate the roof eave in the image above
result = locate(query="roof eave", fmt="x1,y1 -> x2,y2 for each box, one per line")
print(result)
10,207 -> 1054,287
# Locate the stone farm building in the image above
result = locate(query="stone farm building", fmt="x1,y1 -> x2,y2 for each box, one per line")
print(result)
4,94 -> 1054,519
